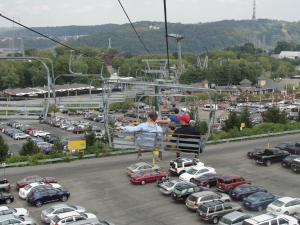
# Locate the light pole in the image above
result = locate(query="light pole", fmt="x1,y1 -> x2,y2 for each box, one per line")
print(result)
274,78 -> 282,105
117,67 -> 121,76
127,69 -> 131,77
1,163 -> 6,179
135,69 -> 139,77
67,82 -> 69,96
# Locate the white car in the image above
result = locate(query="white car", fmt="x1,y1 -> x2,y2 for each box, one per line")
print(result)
50,211 -> 97,225
19,182 -> 62,199
286,105 -> 297,109
33,130 -> 50,138
13,133 -> 30,140
266,197 -> 300,215
0,206 -> 29,217
179,166 -> 216,183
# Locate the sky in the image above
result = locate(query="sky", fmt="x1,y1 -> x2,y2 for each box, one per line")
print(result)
0,0 -> 299,28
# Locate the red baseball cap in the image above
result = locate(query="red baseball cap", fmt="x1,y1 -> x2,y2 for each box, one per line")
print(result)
177,114 -> 190,123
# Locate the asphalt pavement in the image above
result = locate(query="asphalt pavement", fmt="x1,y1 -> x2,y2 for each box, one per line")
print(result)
2,133 -> 300,225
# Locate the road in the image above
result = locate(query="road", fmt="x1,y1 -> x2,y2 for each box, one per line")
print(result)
2,133 -> 300,225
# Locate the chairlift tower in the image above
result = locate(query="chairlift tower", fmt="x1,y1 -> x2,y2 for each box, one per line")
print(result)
167,34 -> 184,76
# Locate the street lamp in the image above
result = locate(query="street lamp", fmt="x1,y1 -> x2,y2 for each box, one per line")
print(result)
1,163 -> 6,179
117,67 -> 121,76
274,78 -> 282,105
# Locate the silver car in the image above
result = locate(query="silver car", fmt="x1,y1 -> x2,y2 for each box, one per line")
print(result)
219,211 -> 253,225
0,206 -> 29,217
41,204 -> 86,223
0,215 -> 35,225
159,179 -> 187,195
66,218 -> 115,225
126,162 -> 160,175
186,191 -> 231,210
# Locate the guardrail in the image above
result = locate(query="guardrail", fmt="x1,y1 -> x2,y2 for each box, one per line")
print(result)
3,129 -> 300,168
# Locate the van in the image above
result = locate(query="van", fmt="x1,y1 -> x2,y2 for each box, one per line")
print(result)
203,104 -> 218,111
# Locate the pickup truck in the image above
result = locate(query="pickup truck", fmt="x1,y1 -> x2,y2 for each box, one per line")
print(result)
253,148 -> 290,167
0,179 -> 11,192
285,142 -> 300,155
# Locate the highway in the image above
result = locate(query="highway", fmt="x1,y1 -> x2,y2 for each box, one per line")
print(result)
2,133 -> 300,225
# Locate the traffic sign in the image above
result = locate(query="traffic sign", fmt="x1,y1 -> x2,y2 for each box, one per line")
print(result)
68,140 -> 86,150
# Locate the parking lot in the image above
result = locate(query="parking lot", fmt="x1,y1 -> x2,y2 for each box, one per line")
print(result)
2,132 -> 300,225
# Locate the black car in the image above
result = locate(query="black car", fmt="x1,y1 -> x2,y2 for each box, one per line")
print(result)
247,147 -> 264,159
281,155 -> 300,168
0,192 -> 14,204
230,184 -> 267,200
26,187 -> 70,207
275,142 -> 294,150
190,173 -> 221,188
171,183 -> 208,202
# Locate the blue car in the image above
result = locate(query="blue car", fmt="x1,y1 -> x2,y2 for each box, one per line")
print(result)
230,184 -> 267,201
243,192 -> 281,211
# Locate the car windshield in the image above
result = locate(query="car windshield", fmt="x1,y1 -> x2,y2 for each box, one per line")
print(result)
173,188 -> 182,195
277,143 -> 286,148
220,216 -> 232,225
69,206 -> 76,210
187,168 -> 198,175
14,216 -> 24,221
247,194 -> 259,201
218,179 -> 232,184
23,185 -> 32,191
285,156 -> 298,160
197,175 -> 208,180
198,205 -> 208,213
135,172 -> 143,177
129,164 -> 138,170
234,186 -> 244,192
271,200 -> 284,207
52,216 -> 60,223
45,207 -> 55,214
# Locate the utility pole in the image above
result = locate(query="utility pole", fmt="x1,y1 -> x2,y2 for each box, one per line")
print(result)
252,0 -> 257,48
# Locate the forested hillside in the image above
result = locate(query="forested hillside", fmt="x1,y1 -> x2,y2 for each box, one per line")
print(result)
1,19 -> 300,53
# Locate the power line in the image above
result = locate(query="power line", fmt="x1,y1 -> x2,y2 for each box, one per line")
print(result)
0,13 -> 105,64
163,0 -> 171,77
117,0 -> 152,55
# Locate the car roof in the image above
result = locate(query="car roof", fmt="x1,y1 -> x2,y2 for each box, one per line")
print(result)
50,204 -> 69,209
65,218 -> 100,225
191,191 -> 216,198
276,197 -> 295,203
176,183 -> 196,190
236,184 -> 252,188
133,162 -> 148,166
0,206 -> 9,211
219,174 -> 241,179
246,213 -> 277,223
202,200 -> 224,207
222,211 -> 249,220
55,211 -> 80,220
0,215 -> 19,220
251,192 -> 268,197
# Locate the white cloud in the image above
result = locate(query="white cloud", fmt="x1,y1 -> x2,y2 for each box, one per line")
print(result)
61,4 -> 71,8
70,6 -> 94,14
215,0 -> 246,4
101,3 -> 114,9
22,5 -> 50,14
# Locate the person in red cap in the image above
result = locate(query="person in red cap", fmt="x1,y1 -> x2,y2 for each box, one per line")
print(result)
172,114 -> 200,151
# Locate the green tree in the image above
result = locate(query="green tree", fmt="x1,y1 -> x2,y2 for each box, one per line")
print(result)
29,66 -> 47,87
83,126 -> 97,147
0,136 -> 9,162
49,104 -> 59,116
52,140 -> 64,154
19,139 -> 40,156
223,111 -> 241,131
263,106 -> 287,124
240,107 -> 252,128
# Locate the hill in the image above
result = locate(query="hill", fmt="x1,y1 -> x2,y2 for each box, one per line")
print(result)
2,20 -> 300,54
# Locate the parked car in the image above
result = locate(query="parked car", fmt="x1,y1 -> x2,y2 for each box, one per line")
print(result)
50,211 -> 97,225
13,133 -> 30,140
190,173 -> 221,188
0,179 -> 11,192
130,170 -> 168,185
266,197 -> 300,215
16,175 -> 57,189
281,155 -> 300,168
186,191 -> 230,210
19,182 -> 62,199
196,200 -> 242,224
26,187 -> 70,207
171,183 -> 209,202
159,179 -> 187,195
275,142 -> 294,150
0,192 -> 14,204
247,147 -> 264,159
242,213 -> 298,225
179,166 -> 216,183
126,162 -> 160,175
243,192 -> 281,211
0,215 -> 36,225
216,174 -> 251,194
285,142 -> 300,155
0,206 -> 29,217
32,130 -> 50,138
219,212 -> 253,225
230,184 -> 267,201
253,148 -> 290,167
169,158 -> 204,175
72,127 -> 85,134
291,158 -> 300,172
41,204 -> 87,223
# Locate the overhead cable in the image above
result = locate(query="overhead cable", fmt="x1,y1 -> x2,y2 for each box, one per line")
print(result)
117,0 -> 152,55
0,13 -> 104,63
163,0 -> 171,77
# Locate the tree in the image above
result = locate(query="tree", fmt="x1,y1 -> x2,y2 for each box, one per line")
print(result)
83,126 -> 97,148
223,111 -> 241,131
263,107 -> 287,124
29,66 -> 47,87
19,139 -> 40,156
240,107 -> 252,128
49,104 -> 59,116
52,140 -> 64,154
0,136 -> 9,162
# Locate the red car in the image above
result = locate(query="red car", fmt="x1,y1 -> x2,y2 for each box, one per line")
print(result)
24,127 -> 44,134
73,127 -> 85,134
16,175 -> 57,189
130,170 -> 169,185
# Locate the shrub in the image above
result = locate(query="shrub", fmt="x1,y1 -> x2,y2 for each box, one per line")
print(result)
19,139 -> 40,156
